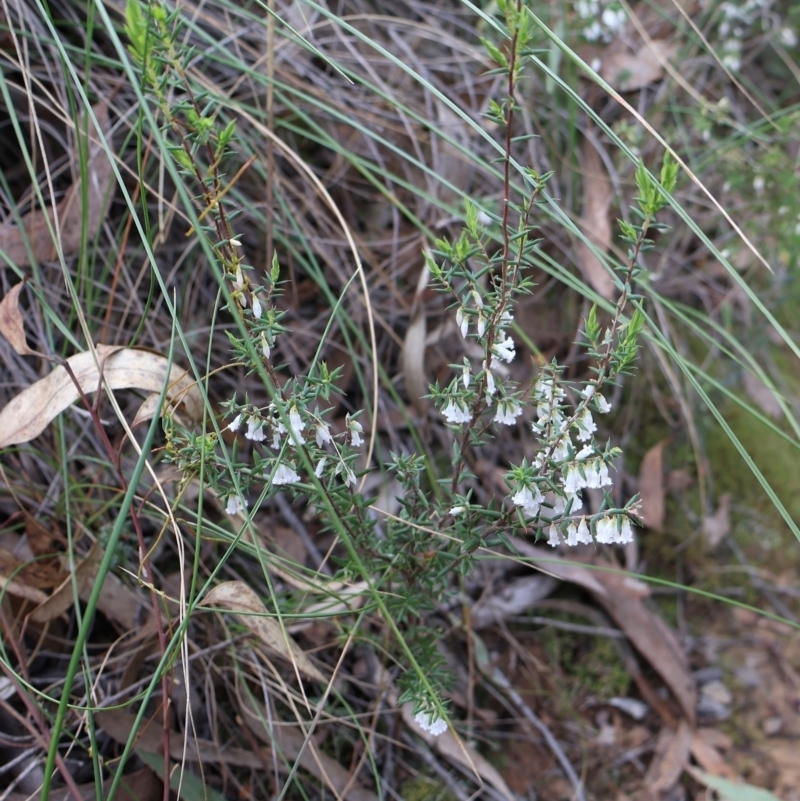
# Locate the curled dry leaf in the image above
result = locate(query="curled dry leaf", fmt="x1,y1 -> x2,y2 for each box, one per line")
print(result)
0,103 -> 114,268
0,550 -> 50,605
600,40 -> 678,92
0,282 -> 36,355
0,533 -> 66,604
701,493 -> 731,550
690,730 -> 738,780
201,580 -> 326,683
639,439 -> 668,531
401,259 -> 430,413
0,345 -> 203,449
575,140 -> 615,300
402,309 -> 427,413
645,720 -> 692,796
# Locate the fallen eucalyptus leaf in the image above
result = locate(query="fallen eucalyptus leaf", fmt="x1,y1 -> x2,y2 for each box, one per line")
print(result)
639,439 -> 667,531
600,39 -> 678,92
0,282 -> 36,355
402,309 -> 427,412
402,702 -> 514,800
742,372 -> 783,420
0,345 -> 202,448
575,140 -> 615,300
29,540 -> 103,623
137,751 -> 228,801
401,261 -> 430,413
645,720 -> 692,795
516,546 -> 696,724
702,493 -> 731,550
202,580 -> 326,682
0,104 -> 114,268
97,709 -> 263,767
687,767 -> 782,801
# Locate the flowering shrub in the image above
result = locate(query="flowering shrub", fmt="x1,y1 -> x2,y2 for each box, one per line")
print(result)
713,0 -> 795,71
126,0 -> 678,737
573,0 -> 627,43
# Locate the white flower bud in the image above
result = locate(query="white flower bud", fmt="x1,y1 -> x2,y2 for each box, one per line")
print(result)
272,462 -> 300,485
414,711 -> 447,737
442,399 -> 472,425
315,421 -> 332,447
224,495 -> 246,515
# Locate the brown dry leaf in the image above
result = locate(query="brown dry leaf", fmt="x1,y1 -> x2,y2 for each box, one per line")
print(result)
402,702 -> 514,800
0,540 -> 65,603
575,140 -> 615,300
272,525 -> 308,566
666,469 -> 693,493
433,101 -> 477,206
0,103 -> 114,267
0,282 -> 36,355
591,569 -> 696,724
402,309 -> 427,413
0,547 -> 50,604
639,439 -> 667,531
80,570 -> 150,632
287,581 -> 367,633
3,767 -> 161,801
202,581 -> 326,683
743,372 -> 783,420
629,0 -> 699,39
401,260 -> 430,414
24,514 -> 63,556
764,739 -> 800,798
690,730 -> 738,780
518,548 -> 696,723
242,696 -> 377,801
695,727 -> 732,751
701,493 -> 731,550
471,574 -> 559,629
0,345 -> 203,448
96,709 -> 264,768
29,540 -> 103,623
600,40 -> 678,92
645,720 -> 692,796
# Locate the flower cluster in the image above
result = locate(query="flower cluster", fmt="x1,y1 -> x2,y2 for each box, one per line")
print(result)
414,709 -> 448,737
432,284 -> 523,433
502,366 -> 636,548
574,0 -> 627,43
715,0 -> 775,71
219,396 -> 365,510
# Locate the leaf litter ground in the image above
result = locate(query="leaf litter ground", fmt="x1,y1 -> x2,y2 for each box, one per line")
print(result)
0,0 -> 798,799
